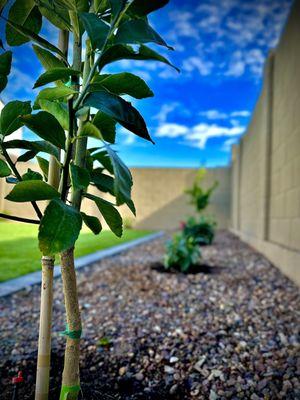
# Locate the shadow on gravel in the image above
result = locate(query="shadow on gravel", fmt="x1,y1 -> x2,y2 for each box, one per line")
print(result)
150,262 -> 226,275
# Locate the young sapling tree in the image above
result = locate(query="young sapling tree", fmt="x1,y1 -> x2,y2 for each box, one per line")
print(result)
185,169 -> 218,215
0,1 -> 177,399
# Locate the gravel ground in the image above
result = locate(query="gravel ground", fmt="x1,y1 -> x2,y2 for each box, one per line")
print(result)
0,231 -> 299,399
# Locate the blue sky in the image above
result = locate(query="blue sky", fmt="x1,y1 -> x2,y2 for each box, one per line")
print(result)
0,0 -> 293,167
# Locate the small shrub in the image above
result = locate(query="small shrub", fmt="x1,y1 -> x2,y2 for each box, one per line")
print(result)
185,169 -> 218,214
182,216 -> 217,246
164,232 -> 201,273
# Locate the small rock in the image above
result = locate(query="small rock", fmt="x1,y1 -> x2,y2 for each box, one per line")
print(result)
209,389 -> 218,400
208,369 -> 224,381
278,333 -> 288,345
257,379 -> 268,390
194,356 -> 207,372
170,356 -> 179,364
119,366 -> 127,376
169,384 -> 178,395
134,372 -> 144,381
153,325 -> 161,333
164,365 -> 175,374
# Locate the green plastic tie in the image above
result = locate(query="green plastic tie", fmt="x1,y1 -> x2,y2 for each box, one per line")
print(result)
60,323 -> 82,339
60,384 -> 81,400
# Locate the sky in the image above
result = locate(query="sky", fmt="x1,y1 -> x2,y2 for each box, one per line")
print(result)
0,0 -> 293,168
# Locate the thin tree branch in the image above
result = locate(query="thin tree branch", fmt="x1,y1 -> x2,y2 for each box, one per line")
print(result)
60,99 -> 74,202
1,147 -> 43,219
73,4 -> 130,111
0,213 -> 40,224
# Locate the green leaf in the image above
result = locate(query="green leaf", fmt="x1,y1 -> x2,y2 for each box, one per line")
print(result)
84,90 -> 153,143
36,156 -> 49,179
81,212 -> 102,234
6,0 -> 42,46
38,199 -> 82,255
91,72 -> 153,99
0,51 -> 12,93
20,112 -> 66,149
91,169 -> 115,195
85,193 -> 122,237
38,0 -> 71,31
115,19 -> 173,49
76,106 -> 89,121
33,45 -> 66,70
58,0 -> 89,11
108,0 -> 127,19
0,159 -> 11,177
4,18 -> 66,59
85,150 -> 95,173
6,180 -> 60,202
70,163 -> 90,191
22,168 -> 43,181
127,0 -> 169,16
92,150 -> 113,174
0,101 -> 32,136
34,86 -> 76,109
4,139 -> 59,159
94,0 -> 108,13
92,111 -> 116,144
80,12 -> 110,50
39,100 -> 69,130
17,150 -> 37,162
98,44 -> 179,71
105,145 -> 135,215
33,68 -> 81,89
79,122 -> 102,139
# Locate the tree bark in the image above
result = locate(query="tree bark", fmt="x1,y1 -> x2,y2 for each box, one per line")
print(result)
35,29 -> 69,400
59,248 -> 81,400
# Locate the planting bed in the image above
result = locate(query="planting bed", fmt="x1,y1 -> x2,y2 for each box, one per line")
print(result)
0,231 -> 299,399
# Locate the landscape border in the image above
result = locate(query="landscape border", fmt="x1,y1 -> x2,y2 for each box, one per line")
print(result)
0,231 -> 164,297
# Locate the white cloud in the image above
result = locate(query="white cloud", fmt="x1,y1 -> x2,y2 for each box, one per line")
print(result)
155,121 -> 246,149
182,56 -> 214,76
167,0 -> 291,80
199,110 -> 228,120
199,109 -> 251,120
231,110 -> 251,117
186,124 -> 245,148
2,67 -> 36,103
153,103 -> 179,124
168,11 -> 199,38
156,123 -> 188,138
222,137 -> 239,152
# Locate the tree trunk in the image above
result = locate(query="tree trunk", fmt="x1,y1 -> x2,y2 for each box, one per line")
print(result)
35,256 -> 54,400
35,29 -> 69,400
59,248 -> 82,400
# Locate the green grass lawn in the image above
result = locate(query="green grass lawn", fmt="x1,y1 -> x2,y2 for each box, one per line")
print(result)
0,222 -> 152,282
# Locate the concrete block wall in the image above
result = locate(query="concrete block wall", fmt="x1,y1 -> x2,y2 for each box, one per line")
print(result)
124,167 -> 231,230
268,0 -> 300,251
231,0 -> 300,286
0,165 -> 231,231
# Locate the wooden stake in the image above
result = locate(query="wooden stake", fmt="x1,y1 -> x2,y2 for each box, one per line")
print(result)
35,256 -> 54,400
